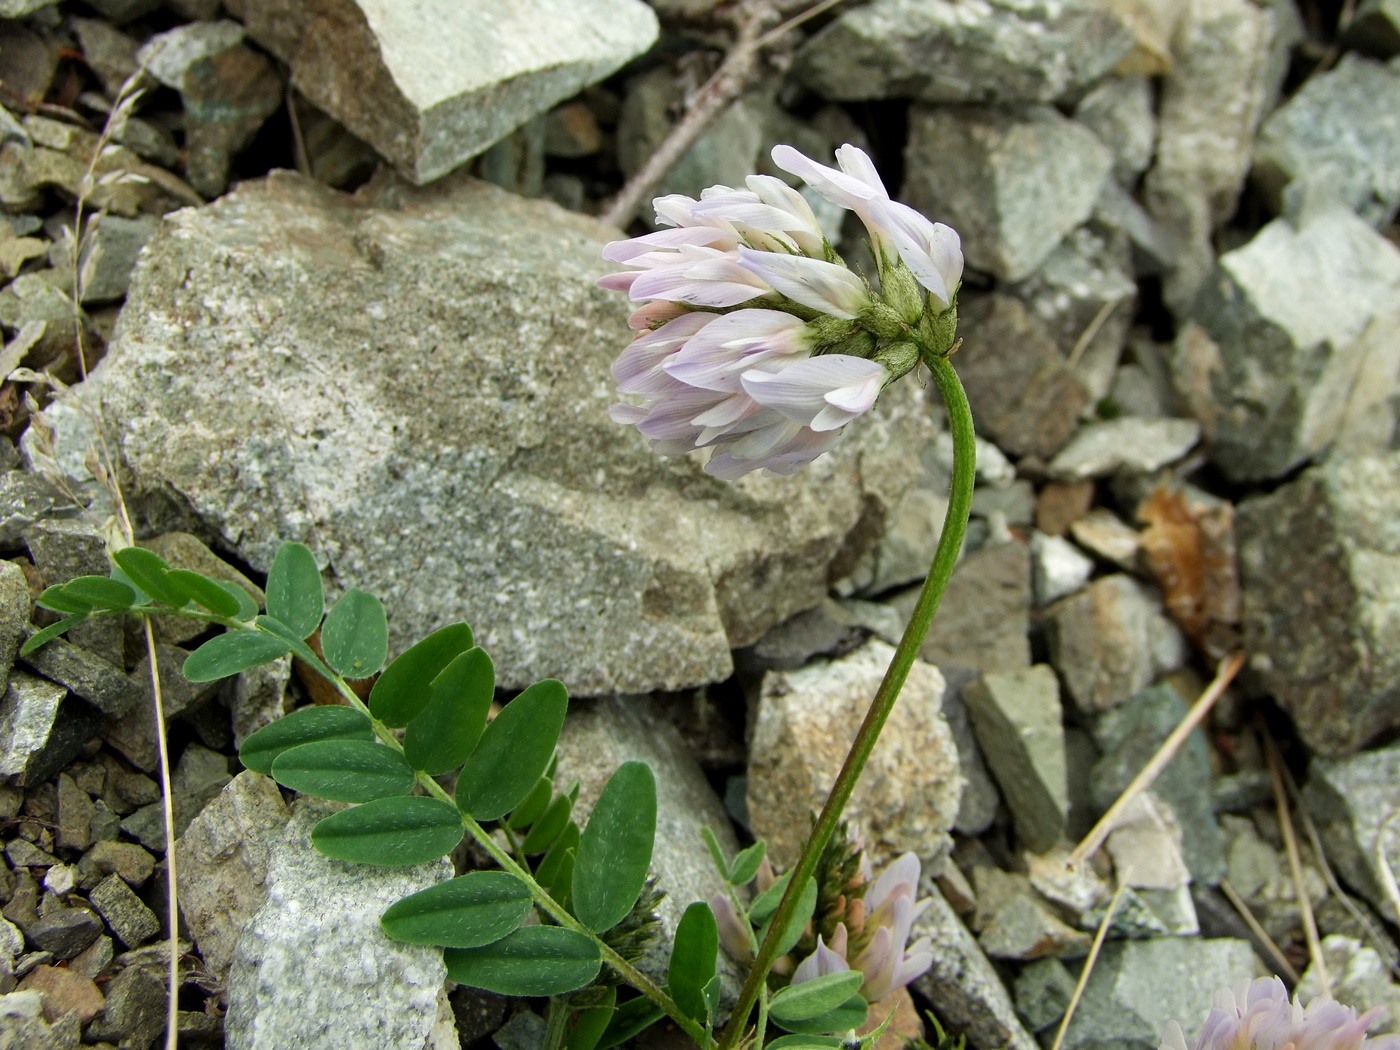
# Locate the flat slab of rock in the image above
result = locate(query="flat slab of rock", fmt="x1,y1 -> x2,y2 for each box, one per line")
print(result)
747,639 -> 963,869
65,170 -> 933,694
1047,417 -> 1200,481
1238,453 -> 1400,756
224,0 -> 657,183
224,799 -> 451,1050
1305,745 -> 1400,922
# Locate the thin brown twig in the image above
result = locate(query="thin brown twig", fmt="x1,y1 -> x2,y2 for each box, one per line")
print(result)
600,0 -> 847,228
1264,729 -> 1328,997
1219,877 -> 1300,983
1069,651 -> 1245,867
1049,880 -> 1128,1050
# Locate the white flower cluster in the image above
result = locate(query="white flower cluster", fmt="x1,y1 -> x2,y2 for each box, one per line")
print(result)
600,145 -> 963,479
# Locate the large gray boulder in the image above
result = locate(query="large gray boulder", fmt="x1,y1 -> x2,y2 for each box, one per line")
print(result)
62,171 -> 934,694
222,0 -> 658,183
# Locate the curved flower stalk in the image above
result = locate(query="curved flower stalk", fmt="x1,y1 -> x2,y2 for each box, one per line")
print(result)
599,144 -> 963,478
1161,978 -> 1400,1050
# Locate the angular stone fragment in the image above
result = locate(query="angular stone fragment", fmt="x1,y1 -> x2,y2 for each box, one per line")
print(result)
1176,210 -> 1400,482
1046,575 -> 1186,713
1254,55 -> 1400,228
748,640 -> 963,870
1030,532 -> 1094,607
55,773 -> 93,852
19,639 -> 140,718
1047,417 -> 1200,481
16,963 -> 104,1025
1238,454 -> 1400,756
64,170 -> 933,694
794,0 -> 1134,105
26,907 -> 101,960
1076,77 -> 1156,185
224,0 -> 658,183
87,963 -> 165,1050
979,892 -> 1090,960
963,666 -> 1068,853
904,107 -> 1113,282
88,875 -> 159,949
953,295 -> 1090,460
0,671 -> 66,784
224,799 -> 450,1050
1304,744 -> 1400,920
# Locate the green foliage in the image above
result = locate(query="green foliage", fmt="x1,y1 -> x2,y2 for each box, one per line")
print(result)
764,1037 -> 846,1049
402,646 -> 493,775
269,740 -> 415,803
165,568 -> 243,617
534,820 -> 580,897
444,926 -> 601,996
320,588 -> 388,678
595,997 -> 664,1050
380,871 -> 532,948
112,546 -> 186,606
455,678 -> 568,821
311,796 -> 463,866
702,826 -> 731,881
670,901 -> 719,1024
184,630 -> 292,682
506,776 -> 553,830
239,705 -> 374,774
769,993 -> 868,1036
369,622 -> 474,727
596,876 -> 664,975
759,876 -> 819,958
265,542 -> 324,639
769,972 -> 865,1024
39,575 -> 135,613
565,988 -> 617,1050
730,840 -> 767,886
519,784 -> 577,854
573,761 -> 657,934
21,615 -> 88,656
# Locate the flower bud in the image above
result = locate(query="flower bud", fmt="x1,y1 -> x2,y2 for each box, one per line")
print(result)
880,261 -> 925,325
873,341 -> 920,382
918,301 -> 959,358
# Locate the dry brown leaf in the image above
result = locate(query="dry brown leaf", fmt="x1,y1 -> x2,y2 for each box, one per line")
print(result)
1138,484 -> 1241,658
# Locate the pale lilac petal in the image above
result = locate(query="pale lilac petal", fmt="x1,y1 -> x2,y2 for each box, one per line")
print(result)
628,262 -> 770,308
866,198 -> 964,308
602,226 -> 736,263
835,144 -> 890,198
597,271 -> 640,292
628,300 -> 688,329
1159,1021 -> 1190,1050
896,944 -> 933,989
854,925 -> 894,1002
791,935 -> 852,985
741,355 -> 886,431
772,144 -> 886,210
609,403 -> 647,424
665,309 -> 810,391
753,427 -> 844,474
613,313 -> 716,395
710,893 -> 753,962
736,248 -> 868,318
866,853 -> 922,912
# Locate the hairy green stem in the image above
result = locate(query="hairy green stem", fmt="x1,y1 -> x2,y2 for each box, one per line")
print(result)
717,353 -> 976,1049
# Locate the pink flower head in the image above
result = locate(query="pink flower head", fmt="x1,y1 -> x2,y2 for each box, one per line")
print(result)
1161,979 -> 1400,1050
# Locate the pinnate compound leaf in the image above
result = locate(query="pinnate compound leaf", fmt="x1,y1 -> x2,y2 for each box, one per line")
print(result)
112,547 -> 186,606
239,705 -> 373,774
164,569 -> 241,617
443,926 -> 600,996
212,578 -> 259,621
565,987 -> 616,1050
455,679 -> 567,821
669,901 -> 719,1023
769,971 -> 865,1023
729,840 -> 767,886
403,647 -> 493,775
505,776 -> 553,830
266,542 -> 324,639
534,820 -> 579,895
369,622 -> 474,727
20,614 -> 87,655
270,740 -> 415,803
108,565 -> 151,606
758,876 -> 818,958
46,576 -> 134,611
764,1037 -> 845,1049
184,630 -> 291,683
311,796 -> 463,866
770,994 -> 868,1036
572,761 -> 656,934
36,585 -> 95,615
519,789 -> 575,854
381,871 -> 531,948
321,588 -> 388,678
749,870 -> 794,923
595,998 -> 664,1050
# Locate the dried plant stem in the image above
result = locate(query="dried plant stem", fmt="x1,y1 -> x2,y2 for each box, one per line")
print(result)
144,617 -> 181,1050
1219,877 -> 1300,983
1049,880 -> 1128,1050
1264,730 -> 1328,996
717,353 -> 976,1050
600,0 -> 846,228
1069,651 -> 1245,868
1064,298 -> 1116,373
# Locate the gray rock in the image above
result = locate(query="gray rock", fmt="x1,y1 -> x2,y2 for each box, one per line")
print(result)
1076,77 -> 1156,187
903,106 -> 1113,282
0,0 -> 58,15
0,987 -> 80,1050
1047,417 -> 1201,481
1238,454 -> 1400,756
1175,210 -> 1400,482
972,480 -> 1036,529
549,693 -> 744,993
181,44 -> 285,199
1007,225 -> 1136,404
25,907 -> 101,960
0,472 -> 77,548
1014,956 -> 1077,1032
951,295 -> 1090,459
0,672 -> 66,785
911,882 -> 1039,1050
88,963 -> 165,1050
54,773 -> 93,853
1296,935 -> 1400,1034
67,933 -> 112,981
1254,55 -> 1400,228
64,170 -> 935,695
4,839 -> 55,868
129,643 -> 221,725
1091,683 -> 1224,884
0,561 -> 29,690
1046,574 -> 1186,714
224,799 -> 451,1050
963,665 -> 1068,853
88,874 -> 158,949
1145,0 -> 1286,313
23,518 -> 121,666
228,656 -> 291,747
794,0 -> 1134,105
979,891 -> 1090,960
1304,743 -> 1400,921
175,771 -> 289,982
19,639 -> 140,718
1058,938 -> 1256,1050
69,215 -> 160,304
171,744 -> 231,836
748,640 -> 963,870
82,0 -> 160,23
78,840 -> 156,889
1031,532 -> 1094,607
70,19 -> 139,97
891,537 -> 1032,678
135,21 -> 246,91
739,599 -> 863,672
225,0 -> 657,183
941,679 -> 1001,838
